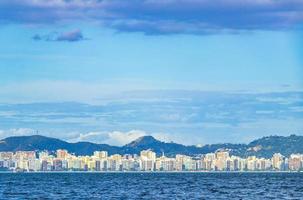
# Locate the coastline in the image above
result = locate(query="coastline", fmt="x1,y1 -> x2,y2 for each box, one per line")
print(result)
0,171 -> 301,174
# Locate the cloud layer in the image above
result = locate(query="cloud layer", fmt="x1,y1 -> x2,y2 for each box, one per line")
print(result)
0,128 -> 35,139
1,0 -> 303,34
33,29 -> 85,42
0,90 -> 302,144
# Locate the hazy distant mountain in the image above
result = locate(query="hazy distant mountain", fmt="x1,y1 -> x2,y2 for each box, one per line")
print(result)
0,134 -> 303,158
243,134 -> 303,158
0,135 -> 121,156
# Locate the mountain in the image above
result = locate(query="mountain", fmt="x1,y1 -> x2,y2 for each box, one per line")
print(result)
244,134 -> 303,158
123,136 -> 199,156
126,136 -> 161,147
0,135 -> 121,156
0,134 -> 303,158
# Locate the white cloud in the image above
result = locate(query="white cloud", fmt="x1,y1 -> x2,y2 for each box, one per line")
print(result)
68,130 -> 147,146
1,80 -> 301,104
0,128 -> 36,139
106,130 -> 146,145
0,80 -> 118,104
0,80 -> 158,104
67,129 -> 174,146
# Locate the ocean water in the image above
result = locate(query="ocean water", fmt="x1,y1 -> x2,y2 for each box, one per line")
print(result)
0,172 -> 303,199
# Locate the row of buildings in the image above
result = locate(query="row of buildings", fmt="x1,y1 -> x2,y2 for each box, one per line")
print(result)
0,149 -> 303,172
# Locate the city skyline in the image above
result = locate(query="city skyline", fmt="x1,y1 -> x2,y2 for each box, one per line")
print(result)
1,148 -> 302,172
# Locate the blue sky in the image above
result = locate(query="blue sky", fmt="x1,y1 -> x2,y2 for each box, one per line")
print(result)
0,0 -> 302,145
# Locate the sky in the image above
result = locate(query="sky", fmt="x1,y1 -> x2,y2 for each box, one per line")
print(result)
0,0 -> 302,146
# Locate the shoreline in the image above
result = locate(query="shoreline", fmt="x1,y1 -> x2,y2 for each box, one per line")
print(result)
0,171 -> 301,174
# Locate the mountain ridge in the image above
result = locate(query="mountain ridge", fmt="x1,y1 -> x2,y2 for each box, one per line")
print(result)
0,134 -> 303,158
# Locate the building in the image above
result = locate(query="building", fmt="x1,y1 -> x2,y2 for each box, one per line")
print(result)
272,153 -> 284,170
1,149 -> 303,172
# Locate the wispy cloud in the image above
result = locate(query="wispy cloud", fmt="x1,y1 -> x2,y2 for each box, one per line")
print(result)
33,29 -> 86,42
0,128 -> 35,139
0,89 -> 302,144
1,0 -> 303,34
68,130 -> 148,146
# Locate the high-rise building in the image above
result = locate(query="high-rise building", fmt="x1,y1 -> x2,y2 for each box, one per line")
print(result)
288,154 -> 302,171
215,151 -> 230,171
56,149 -> 69,160
140,150 -> 156,161
272,153 -> 284,170
94,151 -> 108,159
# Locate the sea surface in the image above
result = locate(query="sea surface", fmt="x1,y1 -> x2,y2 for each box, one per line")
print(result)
0,172 -> 303,199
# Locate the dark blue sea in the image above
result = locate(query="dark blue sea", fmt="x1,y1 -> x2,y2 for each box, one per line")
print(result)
1,172 -> 303,199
